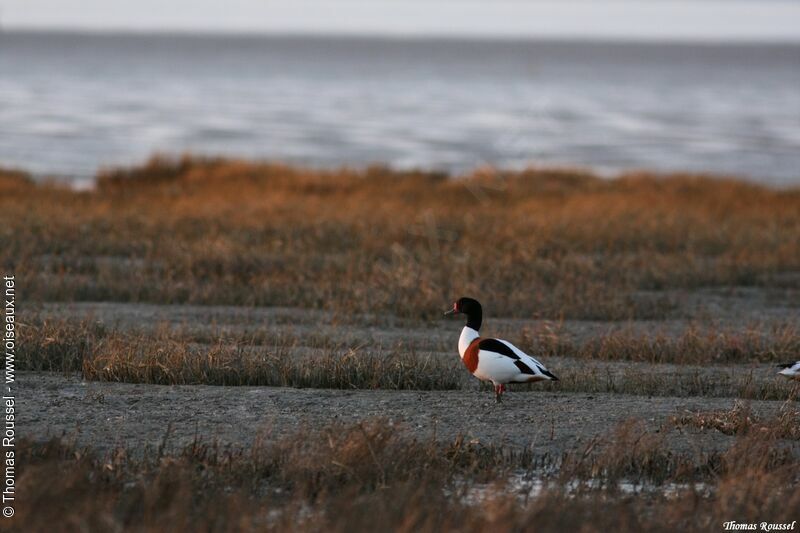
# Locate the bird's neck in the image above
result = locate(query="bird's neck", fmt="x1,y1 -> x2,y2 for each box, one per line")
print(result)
465,309 -> 481,331
458,326 -> 480,358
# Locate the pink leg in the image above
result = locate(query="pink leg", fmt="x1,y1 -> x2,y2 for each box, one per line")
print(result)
494,384 -> 504,403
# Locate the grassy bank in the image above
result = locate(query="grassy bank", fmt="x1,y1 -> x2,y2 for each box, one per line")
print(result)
10,412 -> 800,533
3,156 -> 800,320
17,316 -> 800,399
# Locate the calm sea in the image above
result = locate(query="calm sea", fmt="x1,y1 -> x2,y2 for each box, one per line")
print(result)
1,31 -> 799,185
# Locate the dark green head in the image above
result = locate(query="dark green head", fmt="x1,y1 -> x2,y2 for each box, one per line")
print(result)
444,297 -> 482,331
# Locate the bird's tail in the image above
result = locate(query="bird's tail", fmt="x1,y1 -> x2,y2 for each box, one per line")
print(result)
541,369 -> 559,381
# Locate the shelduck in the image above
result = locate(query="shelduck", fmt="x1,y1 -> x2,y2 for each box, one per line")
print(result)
444,297 -> 558,402
777,361 -> 800,381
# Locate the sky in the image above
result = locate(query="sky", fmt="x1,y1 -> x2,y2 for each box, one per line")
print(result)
2,0 -> 800,41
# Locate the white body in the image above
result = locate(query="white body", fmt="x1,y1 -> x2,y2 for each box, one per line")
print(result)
778,361 -> 800,380
459,326 -> 553,385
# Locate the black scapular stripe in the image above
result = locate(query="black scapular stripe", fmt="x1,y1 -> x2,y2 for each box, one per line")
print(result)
539,368 -> 559,381
478,338 -> 519,359
777,362 -> 797,368
514,360 -> 535,375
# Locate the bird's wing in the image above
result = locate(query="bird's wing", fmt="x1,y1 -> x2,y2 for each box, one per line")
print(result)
496,339 -> 546,368
478,338 -> 520,360
479,338 -> 552,376
475,339 -> 528,373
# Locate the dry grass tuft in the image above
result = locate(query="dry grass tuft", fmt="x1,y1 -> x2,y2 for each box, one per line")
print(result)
82,332 -> 464,389
18,318 -> 465,389
559,419 -> 684,485
671,401 -> 800,439
521,321 -> 800,365
17,317 -> 106,372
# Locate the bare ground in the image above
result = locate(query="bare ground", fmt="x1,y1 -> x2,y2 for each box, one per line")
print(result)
20,371 -> 796,458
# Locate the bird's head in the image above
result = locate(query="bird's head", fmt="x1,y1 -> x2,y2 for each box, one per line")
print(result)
444,297 -> 483,330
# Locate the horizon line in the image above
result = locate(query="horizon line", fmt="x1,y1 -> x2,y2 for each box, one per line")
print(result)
4,26 -> 800,46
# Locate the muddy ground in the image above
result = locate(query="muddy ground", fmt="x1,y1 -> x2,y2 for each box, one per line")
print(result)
20,371 -> 793,456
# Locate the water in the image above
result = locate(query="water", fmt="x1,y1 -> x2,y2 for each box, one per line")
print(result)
1,31 -> 799,186
453,472 -> 713,505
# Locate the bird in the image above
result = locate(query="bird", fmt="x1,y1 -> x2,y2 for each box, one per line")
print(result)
444,296 -> 558,402
777,361 -> 800,381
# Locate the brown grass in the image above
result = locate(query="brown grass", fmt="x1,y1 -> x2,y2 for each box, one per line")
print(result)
17,316 -> 800,399
519,320 -> 800,365
4,155 -> 800,320
9,415 -> 800,533
671,401 -> 800,439
0,167 -> 34,193
18,317 -> 464,389
82,334 -> 463,390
